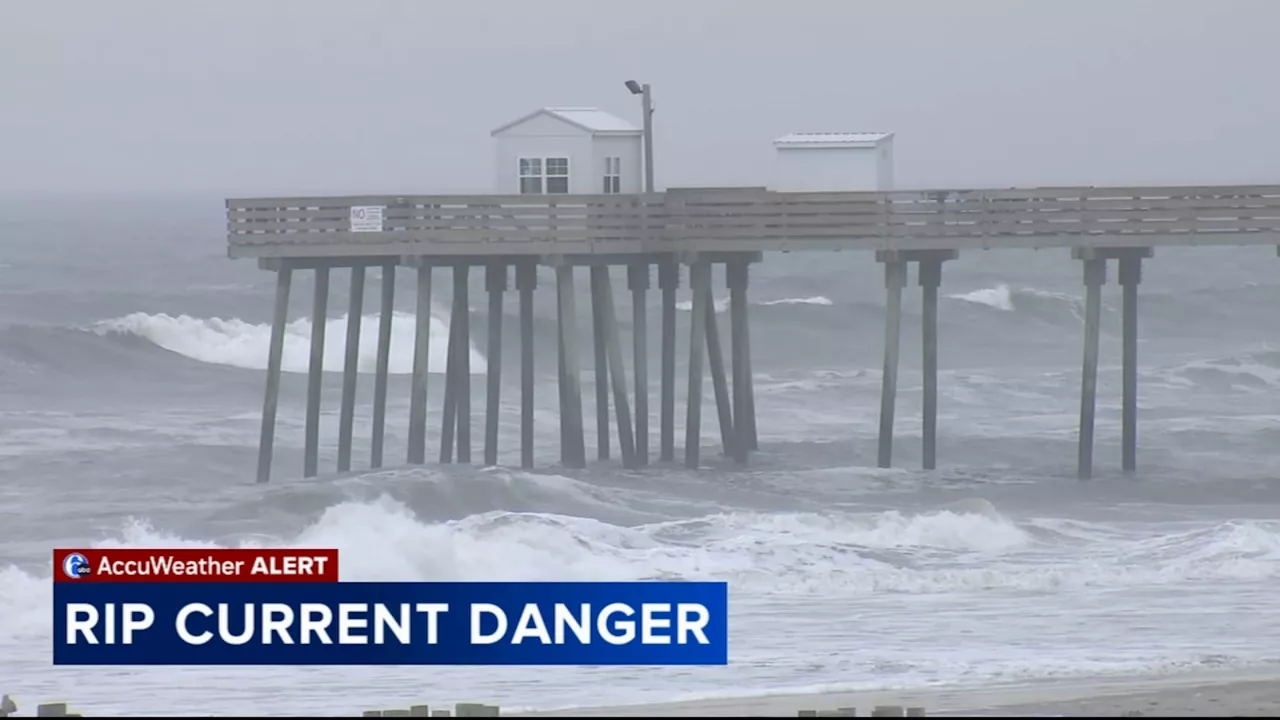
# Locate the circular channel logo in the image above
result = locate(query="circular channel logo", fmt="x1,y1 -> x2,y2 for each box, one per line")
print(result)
62,552 -> 90,579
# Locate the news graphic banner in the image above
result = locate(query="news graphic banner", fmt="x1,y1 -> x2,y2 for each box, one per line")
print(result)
55,548 -> 339,582
52,549 -> 729,666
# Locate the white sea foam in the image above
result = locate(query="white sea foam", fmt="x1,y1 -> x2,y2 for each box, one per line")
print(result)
675,297 -> 731,314
92,311 -> 486,374
949,284 -> 1016,311
757,296 -> 834,306
675,295 -> 834,313
4,497 -> 1277,629
947,284 -> 1083,316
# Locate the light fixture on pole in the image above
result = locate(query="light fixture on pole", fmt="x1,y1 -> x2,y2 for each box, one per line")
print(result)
624,80 -> 655,193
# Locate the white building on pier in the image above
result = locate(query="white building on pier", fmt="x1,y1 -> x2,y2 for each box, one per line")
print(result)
490,107 -> 644,195
770,132 -> 895,192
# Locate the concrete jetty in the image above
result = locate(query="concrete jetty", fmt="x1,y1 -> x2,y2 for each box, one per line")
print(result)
224,184 -> 1280,482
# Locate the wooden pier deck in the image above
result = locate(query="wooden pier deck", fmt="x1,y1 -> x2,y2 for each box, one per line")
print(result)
224,184 -> 1280,483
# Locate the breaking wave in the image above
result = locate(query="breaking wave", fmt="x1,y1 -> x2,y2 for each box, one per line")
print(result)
5,491 -> 1278,644
92,311 -> 487,374
676,295 -> 834,314
947,284 -> 1082,314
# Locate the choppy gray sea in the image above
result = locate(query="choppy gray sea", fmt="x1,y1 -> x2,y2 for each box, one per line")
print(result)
2,196 -> 1279,716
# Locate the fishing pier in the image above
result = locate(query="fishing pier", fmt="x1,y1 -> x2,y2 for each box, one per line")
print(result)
225,183 -> 1280,482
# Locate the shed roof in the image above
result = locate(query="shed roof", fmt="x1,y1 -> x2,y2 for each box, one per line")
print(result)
491,107 -> 641,136
774,132 -> 893,147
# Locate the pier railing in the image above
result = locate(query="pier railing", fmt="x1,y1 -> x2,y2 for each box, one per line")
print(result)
226,185 -> 1280,258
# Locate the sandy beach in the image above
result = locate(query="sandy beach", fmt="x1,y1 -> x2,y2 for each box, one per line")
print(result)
8,673 -> 1280,717
511,669 -> 1280,717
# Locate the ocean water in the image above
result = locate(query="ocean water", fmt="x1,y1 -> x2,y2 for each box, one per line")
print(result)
2,196 -> 1280,716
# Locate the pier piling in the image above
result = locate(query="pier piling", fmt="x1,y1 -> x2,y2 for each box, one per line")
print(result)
516,261 -> 536,469
304,266 -> 329,478
877,257 -> 906,469
727,258 -> 751,462
916,250 -> 956,469
556,263 -> 587,469
659,258 -> 679,463
598,267 -> 638,468
685,258 -> 711,469
407,262 -> 432,465
919,259 -> 940,470
256,262 -> 292,484
628,263 -> 650,466
455,265 -> 472,463
440,290 -> 461,465
337,266 -> 365,473
591,266 -> 611,461
1118,249 -> 1149,474
1077,254 -> 1105,480
705,289 -> 737,461
484,264 -> 507,467
370,264 -> 395,469
741,290 -> 757,451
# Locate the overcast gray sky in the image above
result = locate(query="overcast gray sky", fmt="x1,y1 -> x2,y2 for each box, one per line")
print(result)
3,0 -> 1277,196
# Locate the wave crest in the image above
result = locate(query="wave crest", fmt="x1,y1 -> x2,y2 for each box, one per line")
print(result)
92,311 -> 486,374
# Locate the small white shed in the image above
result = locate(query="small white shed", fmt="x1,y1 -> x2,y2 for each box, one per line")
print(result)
769,132 -> 895,192
490,107 -> 643,195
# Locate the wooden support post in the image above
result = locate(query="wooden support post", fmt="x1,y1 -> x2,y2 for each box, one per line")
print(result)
628,262 -> 650,466
1118,250 -> 1147,474
659,257 -> 679,462
407,264 -> 432,465
919,257 -> 942,470
598,268 -> 638,468
484,264 -> 507,467
256,263 -> 292,483
743,289 -> 758,451
727,258 -> 750,462
304,267 -> 329,478
370,264 -> 395,469
439,293 -> 461,464
557,264 -> 586,468
557,267 -> 568,467
685,258 -> 711,469
455,264 -> 472,463
591,265 -> 610,460
877,259 -> 906,469
517,261 -> 536,469
705,282 -> 737,461
337,266 -> 365,473
1077,255 -> 1105,480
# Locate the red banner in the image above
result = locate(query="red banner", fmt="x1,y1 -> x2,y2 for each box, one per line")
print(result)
53,549 -> 339,583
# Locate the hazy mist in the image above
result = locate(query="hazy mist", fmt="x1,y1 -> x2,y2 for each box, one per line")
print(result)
3,0 -> 1278,196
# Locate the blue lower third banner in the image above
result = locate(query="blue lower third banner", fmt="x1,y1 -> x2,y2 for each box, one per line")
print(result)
53,581 -> 728,665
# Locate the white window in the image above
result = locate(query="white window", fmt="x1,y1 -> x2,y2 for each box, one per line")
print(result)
545,157 -> 569,194
518,158 -> 543,194
518,157 -> 571,195
603,156 -> 621,194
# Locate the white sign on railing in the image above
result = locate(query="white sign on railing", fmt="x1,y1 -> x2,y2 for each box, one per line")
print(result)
350,205 -> 385,233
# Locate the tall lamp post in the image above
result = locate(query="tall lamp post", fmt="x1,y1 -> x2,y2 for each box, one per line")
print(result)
624,80 -> 655,192
624,79 -> 669,463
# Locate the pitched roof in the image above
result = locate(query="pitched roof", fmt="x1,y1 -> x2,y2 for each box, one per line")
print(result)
774,132 -> 893,147
491,107 -> 641,136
